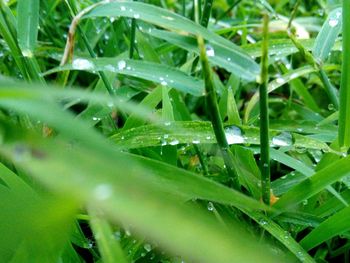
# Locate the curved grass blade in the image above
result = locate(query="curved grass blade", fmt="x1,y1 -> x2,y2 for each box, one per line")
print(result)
274,156 -> 350,211
245,210 -> 315,263
312,8 -> 342,62
0,134 -> 279,263
244,66 -> 318,122
300,205 -> 350,251
147,28 -> 256,80
45,57 -> 204,96
80,1 -> 259,81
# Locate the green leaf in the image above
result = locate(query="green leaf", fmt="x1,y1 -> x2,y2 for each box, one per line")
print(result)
82,1 -> 259,81
339,2 -> 350,148
300,205 -> 350,251
274,156 -> 350,211
45,57 -> 204,96
17,0 -> 40,56
312,8 -> 342,62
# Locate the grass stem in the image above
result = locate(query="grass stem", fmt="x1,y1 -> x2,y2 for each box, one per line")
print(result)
259,14 -> 271,205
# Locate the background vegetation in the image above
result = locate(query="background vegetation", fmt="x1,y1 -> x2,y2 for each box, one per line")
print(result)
0,0 -> 349,262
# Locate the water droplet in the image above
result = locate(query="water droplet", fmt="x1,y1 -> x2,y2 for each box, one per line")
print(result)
271,132 -> 292,147
134,13 -> 140,19
263,163 -> 269,168
284,231 -> 290,239
205,45 -> 215,57
302,199 -> 308,205
22,49 -> 33,58
161,15 -> 175,21
120,5 -> 126,11
328,104 -> 335,111
164,121 -> 171,126
336,10 -> 342,18
144,243 -> 152,252
259,219 -> 268,225
224,126 -> 245,144
161,81 -> 168,86
206,135 -> 211,140
207,202 -> 214,211
118,60 -> 126,70
329,18 -> 339,27
169,139 -> 179,146
276,77 -> 285,84
192,139 -> 200,144
92,116 -> 101,121
94,184 -> 113,200
227,57 -> 231,61
72,58 -> 94,70
290,73 -> 298,79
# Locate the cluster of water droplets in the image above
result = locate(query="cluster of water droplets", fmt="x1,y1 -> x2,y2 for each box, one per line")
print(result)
72,58 -> 95,70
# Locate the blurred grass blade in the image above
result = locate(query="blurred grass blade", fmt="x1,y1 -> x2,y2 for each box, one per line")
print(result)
300,206 -> 350,251
274,156 -> 350,211
312,8 -> 342,62
17,0 -> 40,57
81,1 -> 259,81
0,134 -> 279,263
45,58 -> 204,96
339,2 -> 350,148
89,210 -> 128,263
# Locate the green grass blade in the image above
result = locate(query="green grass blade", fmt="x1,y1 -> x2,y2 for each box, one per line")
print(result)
312,8 -> 342,62
110,121 -> 333,158
0,132 -> 279,263
339,1 -> 350,148
89,210 -> 128,263
17,0 -> 40,57
274,156 -> 350,211
259,14 -> 271,205
45,57 -> 204,96
81,1 -> 259,81
300,206 -> 350,251
245,210 -> 315,263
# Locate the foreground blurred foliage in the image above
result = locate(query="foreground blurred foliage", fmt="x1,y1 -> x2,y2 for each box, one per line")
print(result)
0,0 -> 349,262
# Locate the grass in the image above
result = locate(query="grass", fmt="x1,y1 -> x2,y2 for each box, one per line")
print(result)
0,0 -> 349,262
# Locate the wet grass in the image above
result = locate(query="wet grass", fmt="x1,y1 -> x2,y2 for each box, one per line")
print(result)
0,0 -> 349,262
